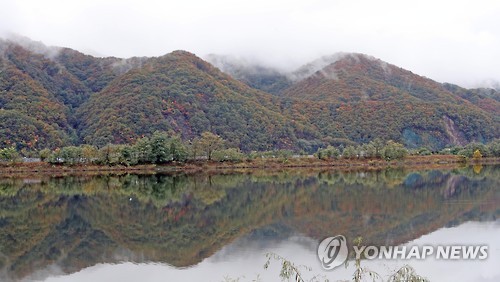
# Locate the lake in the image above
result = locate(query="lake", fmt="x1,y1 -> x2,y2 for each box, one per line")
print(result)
0,165 -> 498,281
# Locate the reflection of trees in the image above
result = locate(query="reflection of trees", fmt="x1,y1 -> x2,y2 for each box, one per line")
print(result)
0,165 -> 498,281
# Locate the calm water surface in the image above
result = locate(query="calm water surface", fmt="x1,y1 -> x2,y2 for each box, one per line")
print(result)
0,165 -> 498,281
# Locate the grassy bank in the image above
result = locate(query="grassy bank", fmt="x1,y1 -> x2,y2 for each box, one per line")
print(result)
1,155 -> 498,176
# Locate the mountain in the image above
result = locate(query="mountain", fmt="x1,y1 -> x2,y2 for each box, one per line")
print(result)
0,38 -> 147,150
442,83 -> 500,115
0,37 -> 498,152
77,51 -> 311,150
205,53 -> 355,95
205,54 -> 292,95
55,47 -> 148,95
474,79 -> 500,91
283,53 -> 471,104
0,39 -> 80,149
279,53 -> 499,148
0,39 -> 315,152
197,53 -> 499,149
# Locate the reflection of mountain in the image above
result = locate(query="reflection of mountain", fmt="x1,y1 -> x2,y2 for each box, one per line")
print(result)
0,166 -> 498,281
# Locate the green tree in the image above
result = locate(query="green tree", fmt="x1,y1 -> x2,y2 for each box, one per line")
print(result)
487,139 -> 500,157
370,138 -> 385,158
121,144 -> 139,166
150,131 -> 171,164
383,140 -> 408,160
59,146 -> 82,165
134,137 -> 152,164
342,145 -> 357,159
417,147 -> 432,156
47,148 -> 62,164
212,148 -> 245,162
199,132 -> 224,160
81,145 -> 99,164
98,144 -> 123,165
361,143 -> 376,158
188,138 -> 202,160
39,148 -> 52,162
0,147 -> 20,163
316,145 -> 340,160
170,136 -> 188,162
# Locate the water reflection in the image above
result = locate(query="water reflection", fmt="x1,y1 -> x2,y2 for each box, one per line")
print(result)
0,166 -> 498,281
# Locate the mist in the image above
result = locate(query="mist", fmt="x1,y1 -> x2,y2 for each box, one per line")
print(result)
1,0 -> 499,88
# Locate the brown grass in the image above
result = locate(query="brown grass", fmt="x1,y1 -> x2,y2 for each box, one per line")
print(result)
0,155 -> 498,177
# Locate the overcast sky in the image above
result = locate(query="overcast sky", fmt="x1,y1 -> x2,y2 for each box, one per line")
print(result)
1,0 -> 499,87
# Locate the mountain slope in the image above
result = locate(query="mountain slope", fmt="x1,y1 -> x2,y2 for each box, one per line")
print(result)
279,53 -> 498,148
54,48 -> 148,95
442,83 -> 500,116
1,40 -> 90,109
283,53 -> 470,104
0,40 -> 76,149
205,54 -> 292,95
77,51 -> 312,150
0,38 -> 498,152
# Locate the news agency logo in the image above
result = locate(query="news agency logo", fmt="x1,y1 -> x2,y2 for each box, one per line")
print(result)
317,235 -> 489,271
317,235 -> 349,270
353,245 -> 489,261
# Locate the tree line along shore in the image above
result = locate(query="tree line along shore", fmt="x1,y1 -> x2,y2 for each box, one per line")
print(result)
0,131 -> 499,172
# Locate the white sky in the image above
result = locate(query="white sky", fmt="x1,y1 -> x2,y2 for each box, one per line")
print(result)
1,0 -> 499,87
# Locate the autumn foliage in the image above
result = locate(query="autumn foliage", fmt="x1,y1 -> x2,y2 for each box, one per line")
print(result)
0,39 -> 498,154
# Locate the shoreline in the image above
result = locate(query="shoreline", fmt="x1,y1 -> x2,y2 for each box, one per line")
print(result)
0,155 -> 498,177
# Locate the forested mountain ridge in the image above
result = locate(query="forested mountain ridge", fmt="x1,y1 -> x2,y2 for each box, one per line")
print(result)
77,50 -> 311,150
209,53 -> 499,149
206,54 -> 292,95
0,38 -> 498,152
280,53 -> 500,121
210,52 -> 500,115
284,53 -> 499,148
0,40 -> 79,149
0,38 -> 146,150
